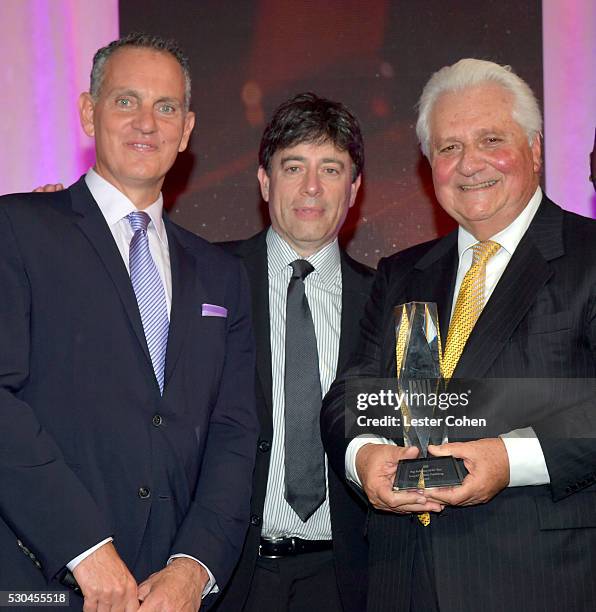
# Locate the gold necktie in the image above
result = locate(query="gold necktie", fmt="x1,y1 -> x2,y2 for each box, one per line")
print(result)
413,242 -> 499,527
417,469 -> 431,526
442,241 -> 501,379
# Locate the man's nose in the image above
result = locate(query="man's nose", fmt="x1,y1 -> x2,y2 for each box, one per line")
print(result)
456,146 -> 485,176
302,168 -> 322,197
132,105 -> 157,132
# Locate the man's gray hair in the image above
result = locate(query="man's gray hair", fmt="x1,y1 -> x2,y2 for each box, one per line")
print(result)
90,32 -> 192,111
416,58 -> 542,159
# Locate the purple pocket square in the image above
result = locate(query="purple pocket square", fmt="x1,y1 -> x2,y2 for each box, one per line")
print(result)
202,303 -> 228,318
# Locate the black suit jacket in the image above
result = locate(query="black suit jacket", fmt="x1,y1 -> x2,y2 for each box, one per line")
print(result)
213,230 -> 375,612
0,178 -> 258,607
322,196 -> 596,612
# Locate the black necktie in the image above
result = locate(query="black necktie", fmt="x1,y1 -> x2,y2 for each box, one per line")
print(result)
284,259 -> 326,522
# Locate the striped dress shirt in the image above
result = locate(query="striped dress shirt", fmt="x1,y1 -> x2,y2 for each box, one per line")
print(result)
262,227 -> 342,540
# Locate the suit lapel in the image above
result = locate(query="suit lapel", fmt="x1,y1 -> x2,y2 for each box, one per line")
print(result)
70,178 -> 152,365
412,232 -> 459,349
337,252 -> 374,374
381,235 -> 457,378
235,232 -> 274,419
163,221 -> 198,388
453,197 -> 563,379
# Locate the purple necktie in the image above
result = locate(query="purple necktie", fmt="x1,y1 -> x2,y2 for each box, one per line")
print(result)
127,211 -> 169,394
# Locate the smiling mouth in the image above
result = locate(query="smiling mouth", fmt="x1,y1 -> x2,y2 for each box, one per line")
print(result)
128,143 -> 157,152
295,207 -> 324,217
460,179 -> 499,191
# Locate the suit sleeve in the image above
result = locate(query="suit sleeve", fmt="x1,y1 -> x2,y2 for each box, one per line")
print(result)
532,277 -> 596,501
0,206 -> 112,582
170,256 -> 258,591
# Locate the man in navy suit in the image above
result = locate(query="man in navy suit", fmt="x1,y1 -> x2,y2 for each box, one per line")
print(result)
322,59 -> 596,611
0,33 -> 258,611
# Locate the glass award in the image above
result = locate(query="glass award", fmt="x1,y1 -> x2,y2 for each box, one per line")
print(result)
392,302 -> 467,490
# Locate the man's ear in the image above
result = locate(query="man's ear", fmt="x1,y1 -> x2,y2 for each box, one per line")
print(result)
349,174 -> 362,208
78,92 -> 95,137
178,111 -> 196,152
257,166 -> 270,202
531,134 -> 542,174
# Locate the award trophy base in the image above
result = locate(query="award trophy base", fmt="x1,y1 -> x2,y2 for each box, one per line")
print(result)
393,456 -> 468,491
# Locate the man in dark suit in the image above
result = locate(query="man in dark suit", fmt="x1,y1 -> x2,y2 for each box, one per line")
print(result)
0,33 -> 258,611
322,59 -> 596,611
214,94 -> 374,612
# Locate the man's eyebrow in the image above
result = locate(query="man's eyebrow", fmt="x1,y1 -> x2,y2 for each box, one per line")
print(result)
155,96 -> 183,106
320,157 -> 345,167
280,155 -> 307,165
279,155 -> 345,167
475,127 -> 505,135
108,88 -> 141,99
436,128 -> 507,142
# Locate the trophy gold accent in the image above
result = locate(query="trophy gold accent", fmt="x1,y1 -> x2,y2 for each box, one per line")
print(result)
393,302 -> 467,500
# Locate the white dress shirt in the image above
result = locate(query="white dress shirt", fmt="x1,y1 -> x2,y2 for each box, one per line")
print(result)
262,227 -> 342,540
67,170 -> 216,597
346,187 -> 550,488
85,168 -> 172,312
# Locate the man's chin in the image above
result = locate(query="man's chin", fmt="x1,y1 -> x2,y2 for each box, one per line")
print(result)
285,232 -> 335,256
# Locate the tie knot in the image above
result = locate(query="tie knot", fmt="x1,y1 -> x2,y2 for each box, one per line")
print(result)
289,259 -> 315,281
127,211 -> 151,233
472,240 -> 500,266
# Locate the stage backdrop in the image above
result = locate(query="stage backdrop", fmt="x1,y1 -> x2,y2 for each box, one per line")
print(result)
120,0 -> 544,265
0,0 -> 119,196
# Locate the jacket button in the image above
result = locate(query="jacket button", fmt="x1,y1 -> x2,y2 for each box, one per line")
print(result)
250,514 -> 261,526
138,487 -> 151,499
152,414 -> 163,427
258,440 -> 271,453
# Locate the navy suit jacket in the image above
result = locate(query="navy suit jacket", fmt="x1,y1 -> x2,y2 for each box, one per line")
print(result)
0,177 -> 258,606
213,230 -> 374,612
322,196 -> 596,612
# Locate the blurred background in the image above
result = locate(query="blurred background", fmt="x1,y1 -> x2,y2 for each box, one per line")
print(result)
1,0 -> 594,265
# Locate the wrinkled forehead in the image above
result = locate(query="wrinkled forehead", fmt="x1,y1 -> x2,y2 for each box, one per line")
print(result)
101,47 -> 186,95
430,84 -> 518,135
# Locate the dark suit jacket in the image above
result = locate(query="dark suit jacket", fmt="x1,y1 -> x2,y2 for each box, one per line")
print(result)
322,196 -> 596,612
0,178 -> 258,607
213,230 -> 374,612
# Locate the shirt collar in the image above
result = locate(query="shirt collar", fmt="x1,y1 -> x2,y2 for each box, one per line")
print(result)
85,168 -> 168,246
457,186 -> 543,259
266,227 -> 341,288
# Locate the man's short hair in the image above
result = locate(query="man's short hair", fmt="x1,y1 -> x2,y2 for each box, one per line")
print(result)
90,32 -> 192,111
258,92 -> 364,182
416,58 -> 542,159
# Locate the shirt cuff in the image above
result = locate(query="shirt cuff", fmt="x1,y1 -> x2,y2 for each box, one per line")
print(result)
66,537 -> 113,571
345,434 -> 396,487
500,427 -> 551,486
168,554 -> 218,597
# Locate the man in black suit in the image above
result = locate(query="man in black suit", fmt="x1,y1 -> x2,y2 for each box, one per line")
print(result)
322,59 -> 596,611
0,33 -> 258,611
214,94 -> 374,612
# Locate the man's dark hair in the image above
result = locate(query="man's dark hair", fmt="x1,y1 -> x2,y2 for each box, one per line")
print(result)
259,92 -> 364,181
90,32 -> 191,110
